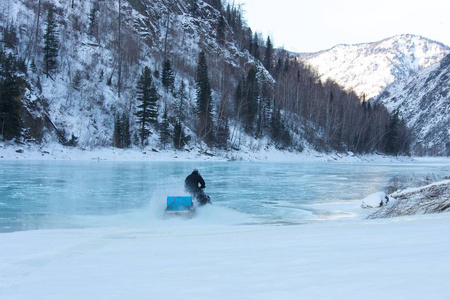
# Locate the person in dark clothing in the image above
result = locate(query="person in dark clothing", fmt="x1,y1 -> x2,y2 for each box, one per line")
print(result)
185,169 -> 211,205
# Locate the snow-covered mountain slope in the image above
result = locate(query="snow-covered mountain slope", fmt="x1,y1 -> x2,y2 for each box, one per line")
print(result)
302,34 -> 450,99
374,54 -> 450,156
0,0 -> 257,148
3,1 -> 446,156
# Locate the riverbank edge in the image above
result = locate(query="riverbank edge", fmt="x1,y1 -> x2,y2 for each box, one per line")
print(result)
0,141 -> 434,163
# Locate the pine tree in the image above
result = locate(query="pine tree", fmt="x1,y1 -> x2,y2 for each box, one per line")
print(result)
252,32 -> 260,60
159,105 -> 171,149
176,80 -> 187,122
195,51 -> 214,145
247,29 -> 254,55
88,1 -> 99,40
161,58 -> 175,93
205,0 -> 222,11
2,25 -> 18,49
215,117 -> 229,149
243,66 -> 259,134
263,36 -> 273,73
121,112 -> 131,148
190,0 -> 199,17
0,51 -> 22,140
270,105 -> 291,149
270,105 -> 282,143
113,112 -> 131,148
233,68 -> 259,136
113,114 -> 121,147
385,111 -> 398,154
43,7 -> 59,78
216,16 -> 226,45
135,66 -> 158,146
256,80 -> 272,137
173,121 -> 188,150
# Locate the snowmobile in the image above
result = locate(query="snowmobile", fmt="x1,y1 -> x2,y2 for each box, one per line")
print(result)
195,189 -> 212,206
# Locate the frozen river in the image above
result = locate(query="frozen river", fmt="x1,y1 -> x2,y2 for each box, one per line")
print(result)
1,159 -> 449,232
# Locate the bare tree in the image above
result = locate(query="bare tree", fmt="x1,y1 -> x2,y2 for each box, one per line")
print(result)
117,0 -> 122,99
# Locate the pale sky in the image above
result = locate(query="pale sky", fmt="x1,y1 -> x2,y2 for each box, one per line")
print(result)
232,0 -> 450,53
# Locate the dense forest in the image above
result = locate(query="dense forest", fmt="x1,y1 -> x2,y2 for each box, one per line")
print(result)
0,0 -> 411,156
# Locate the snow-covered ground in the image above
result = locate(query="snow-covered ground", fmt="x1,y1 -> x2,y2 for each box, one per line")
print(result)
368,180 -> 450,218
0,141 -> 420,163
1,209 -> 450,299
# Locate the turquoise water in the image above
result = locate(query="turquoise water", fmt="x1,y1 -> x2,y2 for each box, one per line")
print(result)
0,159 -> 449,232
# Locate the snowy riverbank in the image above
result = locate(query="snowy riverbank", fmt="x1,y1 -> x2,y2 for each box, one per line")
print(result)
0,140 -> 424,163
368,179 -> 450,218
1,209 -> 450,300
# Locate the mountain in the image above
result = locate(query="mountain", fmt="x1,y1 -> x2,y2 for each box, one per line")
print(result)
374,54 -> 450,156
0,0 -> 416,156
301,34 -> 450,99
0,0 -> 259,148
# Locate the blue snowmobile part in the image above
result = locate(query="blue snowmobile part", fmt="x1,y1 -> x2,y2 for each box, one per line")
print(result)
165,196 -> 195,215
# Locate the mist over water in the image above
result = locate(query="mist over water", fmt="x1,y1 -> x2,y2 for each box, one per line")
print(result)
0,160 -> 449,232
